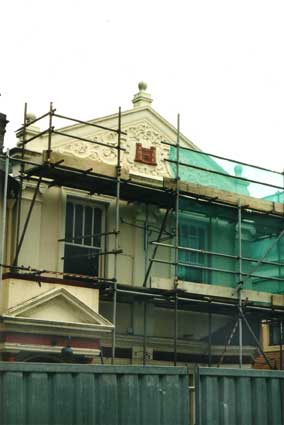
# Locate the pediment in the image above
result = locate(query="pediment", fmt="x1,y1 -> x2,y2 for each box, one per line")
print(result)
54,118 -> 172,179
30,106 -> 200,180
4,287 -> 113,329
51,106 -> 198,150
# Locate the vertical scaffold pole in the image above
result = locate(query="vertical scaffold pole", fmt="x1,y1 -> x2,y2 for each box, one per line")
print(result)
238,201 -> 243,368
143,205 -> 149,366
14,103 -> 27,266
281,169 -> 284,370
112,107 -> 122,364
47,102 -> 53,162
174,113 -> 180,366
0,149 -> 10,307
208,305 -> 212,367
144,205 -> 149,286
280,320 -> 283,370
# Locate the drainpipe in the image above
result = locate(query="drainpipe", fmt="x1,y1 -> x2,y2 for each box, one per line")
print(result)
0,113 -> 8,153
0,113 -> 9,312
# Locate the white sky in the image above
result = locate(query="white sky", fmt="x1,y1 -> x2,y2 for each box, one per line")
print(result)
1,0 -> 284,171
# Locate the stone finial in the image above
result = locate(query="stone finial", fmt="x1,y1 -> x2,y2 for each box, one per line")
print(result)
132,82 -> 153,108
138,81 -> 147,91
25,112 -> 37,125
234,164 -> 243,177
16,112 -> 40,147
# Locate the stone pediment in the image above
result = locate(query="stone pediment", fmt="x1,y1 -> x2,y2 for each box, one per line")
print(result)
54,119 -> 171,179
3,287 -> 113,331
36,106 -> 198,181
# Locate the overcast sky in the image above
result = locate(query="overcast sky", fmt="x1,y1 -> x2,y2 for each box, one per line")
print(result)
1,0 -> 284,171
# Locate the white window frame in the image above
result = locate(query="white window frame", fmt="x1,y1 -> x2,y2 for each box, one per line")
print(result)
58,188 -> 109,278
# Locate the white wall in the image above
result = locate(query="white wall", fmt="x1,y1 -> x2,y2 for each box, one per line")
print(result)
15,184 -> 174,287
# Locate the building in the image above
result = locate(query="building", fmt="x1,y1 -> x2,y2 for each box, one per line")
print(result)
0,83 -> 284,367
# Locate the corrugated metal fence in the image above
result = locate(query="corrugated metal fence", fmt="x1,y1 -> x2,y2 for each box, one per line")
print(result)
195,367 -> 284,425
1,363 -> 284,425
0,363 -> 189,425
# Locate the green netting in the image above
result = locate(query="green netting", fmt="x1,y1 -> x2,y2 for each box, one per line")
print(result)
169,146 -> 284,200
175,198 -> 284,294
167,146 -> 284,293
241,209 -> 284,294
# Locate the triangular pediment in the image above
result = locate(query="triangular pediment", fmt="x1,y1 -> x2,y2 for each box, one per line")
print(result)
4,287 -> 113,329
50,105 -> 198,148
54,117 -> 175,179
51,106 -> 198,151
27,105 -> 200,181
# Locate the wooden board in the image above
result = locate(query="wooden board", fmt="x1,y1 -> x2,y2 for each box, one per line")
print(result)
164,177 -> 284,216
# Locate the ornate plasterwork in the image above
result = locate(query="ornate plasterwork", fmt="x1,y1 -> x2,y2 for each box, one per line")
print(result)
123,123 -> 170,178
57,130 -> 118,163
55,121 -> 171,179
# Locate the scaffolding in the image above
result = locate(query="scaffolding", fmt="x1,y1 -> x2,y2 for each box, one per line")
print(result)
1,102 -> 284,369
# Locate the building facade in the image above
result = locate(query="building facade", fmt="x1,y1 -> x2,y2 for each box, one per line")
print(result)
1,83 -> 284,367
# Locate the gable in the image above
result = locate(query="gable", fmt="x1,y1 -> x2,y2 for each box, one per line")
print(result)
27,106 -> 199,181
50,119 -> 173,179
20,296 -> 95,324
4,287 -> 113,329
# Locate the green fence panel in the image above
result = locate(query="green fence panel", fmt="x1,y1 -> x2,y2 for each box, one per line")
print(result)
0,363 -> 189,425
195,367 -> 284,425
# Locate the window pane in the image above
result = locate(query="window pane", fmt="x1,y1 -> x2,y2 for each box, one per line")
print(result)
75,204 -> 83,244
64,244 -> 99,277
84,206 -> 93,246
178,221 -> 206,283
94,208 -> 102,247
198,228 -> 205,263
270,324 -> 281,345
65,202 -> 74,242
64,200 -> 104,280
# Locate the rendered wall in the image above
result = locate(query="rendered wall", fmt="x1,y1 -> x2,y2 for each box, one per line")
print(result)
0,182 -> 3,264
14,182 -> 284,296
1,279 -> 99,314
15,185 -> 174,287
99,300 -> 257,359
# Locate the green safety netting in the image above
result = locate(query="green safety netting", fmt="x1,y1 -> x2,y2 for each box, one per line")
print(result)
171,188 -> 284,295
167,146 -> 284,294
169,146 -> 284,200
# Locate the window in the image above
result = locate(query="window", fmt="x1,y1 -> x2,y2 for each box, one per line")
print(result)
269,322 -> 283,346
64,198 -> 105,278
178,217 -> 206,283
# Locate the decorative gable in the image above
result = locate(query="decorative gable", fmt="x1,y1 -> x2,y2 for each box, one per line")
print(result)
24,83 -> 200,183
54,119 -> 172,180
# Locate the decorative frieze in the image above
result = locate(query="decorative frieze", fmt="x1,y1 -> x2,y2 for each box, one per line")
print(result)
56,121 -> 171,179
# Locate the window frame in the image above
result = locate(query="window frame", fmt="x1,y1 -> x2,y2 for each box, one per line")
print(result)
60,191 -> 108,279
177,213 -> 208,283
269,322 -> 284,346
